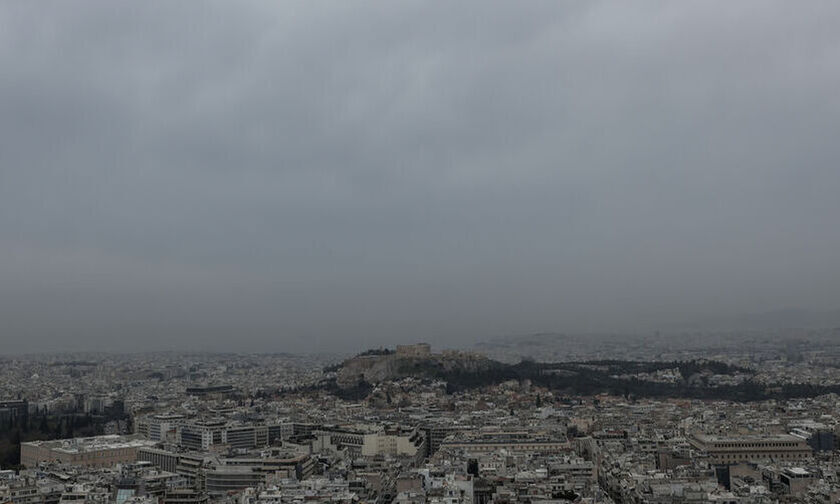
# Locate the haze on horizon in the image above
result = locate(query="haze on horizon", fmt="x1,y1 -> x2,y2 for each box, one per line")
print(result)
2,1 -> 840,355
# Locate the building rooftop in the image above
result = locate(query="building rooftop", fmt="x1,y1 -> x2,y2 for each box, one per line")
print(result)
691,433 -> 802,442
22,435 -> 156,454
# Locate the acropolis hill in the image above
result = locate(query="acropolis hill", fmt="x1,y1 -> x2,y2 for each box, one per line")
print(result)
335,343 -> 493,388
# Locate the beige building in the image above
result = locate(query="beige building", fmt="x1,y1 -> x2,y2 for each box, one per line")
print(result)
688,433 -> 812,464
440,431 -> 570,454
21,434 -> 156,468
361,426 -> 427,462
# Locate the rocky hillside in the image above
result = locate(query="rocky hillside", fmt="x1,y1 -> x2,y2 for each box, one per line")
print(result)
335,348 -> 495,388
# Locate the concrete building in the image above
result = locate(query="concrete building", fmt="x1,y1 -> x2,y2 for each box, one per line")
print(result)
688,433 -> 812,464
222,424 -> 268,450
20,435 -> 156,468
439,431 -> 570,454
136,414 -> 186,442
361,426 -> 427,464
137,447 -> 182,473
178,420 -> 226,451
204,467 -> 265,494
779,467 -> 814,497
422,424 -> 471,457
220,452 -> 314,481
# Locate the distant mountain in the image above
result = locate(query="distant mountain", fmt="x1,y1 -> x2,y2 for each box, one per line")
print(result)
677,308 -> 840,331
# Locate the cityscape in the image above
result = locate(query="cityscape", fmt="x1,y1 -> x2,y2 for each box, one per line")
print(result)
3,1 -> 840,503
4,333 -> 840,503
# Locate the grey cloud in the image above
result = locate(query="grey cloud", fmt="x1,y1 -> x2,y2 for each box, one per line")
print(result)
1,1 -> 840,353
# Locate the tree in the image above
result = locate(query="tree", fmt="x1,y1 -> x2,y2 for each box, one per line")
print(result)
9,429 -> 22,465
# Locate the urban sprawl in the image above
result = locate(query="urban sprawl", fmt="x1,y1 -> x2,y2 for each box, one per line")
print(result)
3,331 -> 840,504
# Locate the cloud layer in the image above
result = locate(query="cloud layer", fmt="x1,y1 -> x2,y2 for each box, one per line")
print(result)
2,1 -> 840,353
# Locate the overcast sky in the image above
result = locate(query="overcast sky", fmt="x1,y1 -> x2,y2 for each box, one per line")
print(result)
1,1 -> 839,354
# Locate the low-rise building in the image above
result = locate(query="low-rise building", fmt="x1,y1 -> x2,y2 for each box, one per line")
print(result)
688,433 -> 812,464
20,435 -> 157,468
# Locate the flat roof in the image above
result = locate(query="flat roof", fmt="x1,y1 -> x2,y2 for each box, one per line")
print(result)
785,467 -> 810,476
692,433 -> 801,442
22,435 -> 156,454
